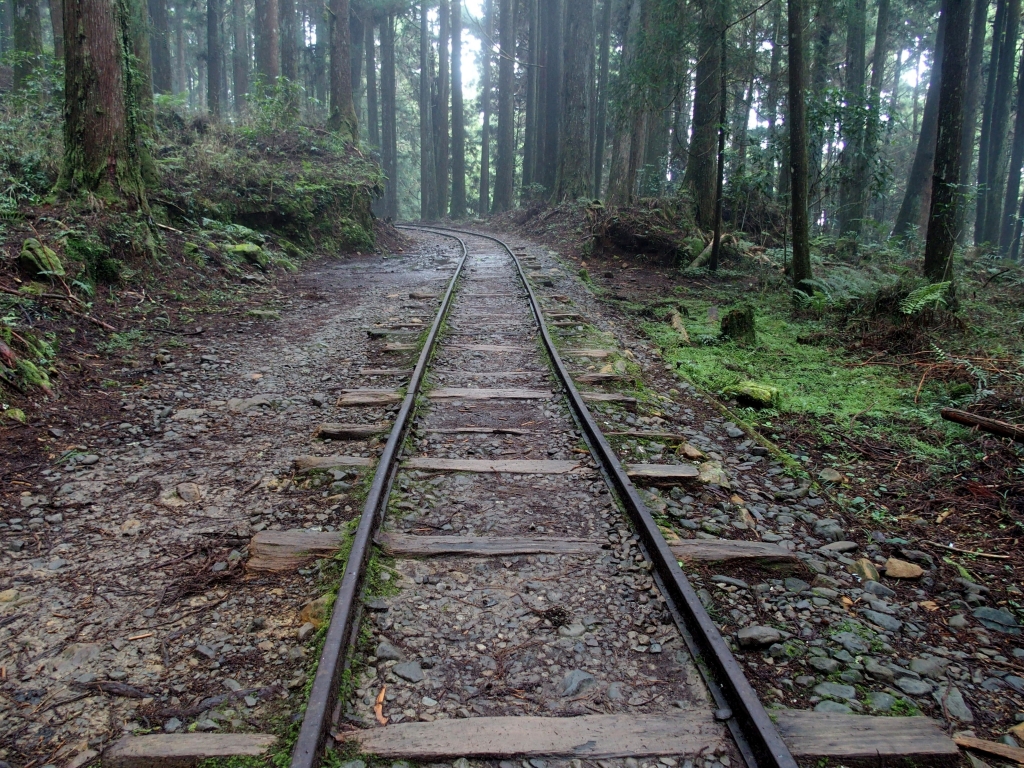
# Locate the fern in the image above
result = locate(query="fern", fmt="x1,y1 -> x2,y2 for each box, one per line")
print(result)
900,282 -> 951,314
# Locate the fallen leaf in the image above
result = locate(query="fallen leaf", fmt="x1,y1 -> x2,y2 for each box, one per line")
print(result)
920,600 -> 939,611
374,686 -> 388,725
936,509 -> 953,524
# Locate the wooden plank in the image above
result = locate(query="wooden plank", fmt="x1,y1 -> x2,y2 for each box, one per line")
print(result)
776,710 -> 958,760
551,320 -> 588,327
431,370 -> 547,378
670,539 -> 799,564
428,387 -> 553,400
564,348 -> 615,358
581,393 -> 637,405
359,368 -> 413,376
463,293 -> 516,297
292,455 -> 374,472
427,427 -> 532,435
404,458 -> 585,474
380,534 -> 604,557
447,344 -> 530,352
346,713 -> 727,760
576,373 -> 628,384
103,734 -> 277,768
409,291 -> 438,299
606,430 -> 690,441
367,328 -> 419,338
384,343 -> 418,352
546,312 -> 584,319
626,463 -> 700,482
954,736 -> 1024,764
315,423 -> 387,440
248,530 -> 344,571
336,390 -> 402,406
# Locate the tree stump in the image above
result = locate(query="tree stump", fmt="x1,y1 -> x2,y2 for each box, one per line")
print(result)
720,305 -> 756,345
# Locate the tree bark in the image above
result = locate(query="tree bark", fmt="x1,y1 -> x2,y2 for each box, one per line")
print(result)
592,0 -> 612,197
538,0 -> 562,194
148,0 -> 171,91
958,0 -> 988,188
47,0 -> 61,58
381,11 -> 398,218
837,0 -> 868,236
892,10 -> 946,240
809,0 -> 835,202
419,2 -> 434,218
1,0 -> 12,55
365,13 -> 378,146
492,0 -> 515,212
450,0 -> 467,217
435,0 -> 450,217
58,0 -> 148,208
279,0 -> 298,83
327,0 -> 356,140
254,0 -> 279,81
478,0 -> 493,216
554,0 -> 594,201
923,0 -> 971,281
232,0 -> 247,111
789,0 -> 813,290
348,8 -> 362,95
12,0 -> 42,88
684,0 -> 725,229
208,0 -> 223,116
522,0 -> 539,193
173,0 -> 186,94
997,40 -> 1024,255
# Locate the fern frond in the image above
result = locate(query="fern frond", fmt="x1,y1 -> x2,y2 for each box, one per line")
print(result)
900,282 -> 950,314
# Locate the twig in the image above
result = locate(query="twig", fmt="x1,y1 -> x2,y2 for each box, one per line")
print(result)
924,541 -> 1010,560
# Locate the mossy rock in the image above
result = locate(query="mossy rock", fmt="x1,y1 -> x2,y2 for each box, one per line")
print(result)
720,305 -> 756,345
725,381 -> 780,409
20,239 -> 64,278
226,242 -> 268,269
247,309 -> 280,320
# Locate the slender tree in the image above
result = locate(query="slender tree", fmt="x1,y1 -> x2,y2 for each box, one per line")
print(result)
327,0 -> 357,140
837,0 -> 868,236
684,0 -> 726,229
419,2 -> 434,218
789,0 -> 813,289
12,0 -> 42,88
522,0 -> 539,192
208,0 -> 223,116
997,41 -> 1024,255
958,0 -> 988,188
592,0 -> 613,197
478,0 -> 493,216
232,0 -> 248,111
923,0 -> 971,280
47,0 -> 61,58
450,0 -> 467,217
365,13 -> 379,146
381,10 -> 398,218
149,0 -> 172,92
538,0 -> 562,194
279,0 -> 299,84
435,0 -> 450,217
554,0 -> 594,200
254,0 -> 280,80
492,0 -> 515,212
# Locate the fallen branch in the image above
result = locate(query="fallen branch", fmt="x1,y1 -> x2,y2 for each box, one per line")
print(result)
0,284 -> 116,332
940,408 -> 1024,443
924,540 -> 1010,560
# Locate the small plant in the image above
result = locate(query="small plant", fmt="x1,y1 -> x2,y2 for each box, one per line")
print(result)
899,281 -> 951,315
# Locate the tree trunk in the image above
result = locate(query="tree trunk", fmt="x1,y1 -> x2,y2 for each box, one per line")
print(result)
208,0 -> 223,116
1,0 -> 12,55
348,9 -> 362,96
975,0 -> 1012,243
232,0 -> 247,111
892,10 -> 946,240
47,0 -> 61,58
837,0 -> 867,236
958,0 -> 988,188
173,0 -> 186,94
684,0 -> 725,230
58,0 -> 148,207
279,0 -> 298,83
254,0 -> 279,81
381,11 -> 398,218
365,13 -> 379,146
327,0 -> 356,140
478,0 -> 493,216
997,41 -> 1024,255
419,2 -> 434,219
764,0 -> 783,180
492,0 -> 515,212
147,0 -> 170,91
605,0 -> 640,205
669,68 -> 691,180
554,0 -> 594,201
522,0 -> 539,193
12,0 -> 42,88
923,0 -> 971,281
538,0 -> 562,194
809,0 -> 835,201
435,0 -> 450,217
450,0 -> 467,217
592,0 -> 612,197
789,0 -> 812,289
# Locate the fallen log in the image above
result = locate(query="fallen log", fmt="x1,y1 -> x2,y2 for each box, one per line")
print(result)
940,408 -> 1024,443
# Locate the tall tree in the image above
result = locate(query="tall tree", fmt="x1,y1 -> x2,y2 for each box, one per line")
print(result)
478,0 -> 493,216
12,0 -> 42,88
997,41 -> 1024,254
47,0 -> 61,58
492,0 -> 515,212
958,0 -> 989,188
789,0 -> 813,289
554,0 -> 594,200
538,0 -> 562,194
381,10 -> 398,218
279,0 -> 299,84
327,0 -> 357,140
232,0 -> 248,111
809,0 -> 836,202
837,0 -> 868,236
419,2 -> 435,218
450,0 -> 467,217
923,0 -> 971,280
592,0 -> 613,197
365,14 -> 379,146
58,0 -> 149,207
684,0 -> 726,229
173,0 -> 187,94
435,0 -> 450,217
149,0 -> 172,92
522,0 -> 540,192
208,0 -> 223,116
254,0 -> 280,80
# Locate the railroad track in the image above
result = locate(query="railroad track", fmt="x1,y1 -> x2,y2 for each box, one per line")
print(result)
104,226 -> 956,768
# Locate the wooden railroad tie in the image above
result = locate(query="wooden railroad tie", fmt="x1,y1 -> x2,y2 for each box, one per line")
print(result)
315,424 -> 388,440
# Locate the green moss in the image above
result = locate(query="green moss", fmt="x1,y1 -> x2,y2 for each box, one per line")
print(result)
20,238 -> 64,278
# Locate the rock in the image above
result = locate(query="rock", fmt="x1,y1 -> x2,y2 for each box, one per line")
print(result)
558,623 -> 587,638
973,606 -> 1020,634
0,588 -> 18,602
393,662 -> 424,683
883,557 -> 924,579
947,614 -> 968,628
859,609 -> 903,632
20,238 -> 64,278
698,461 -> 731,488
195,719 -> 219,731
720,306 -> 756,345
176,482 -> 202,503
227,242 -> 268,268
866,691 -> 896,712
813,682 -> 857,701
809,657 -> 840,673
814,700 -> 853,714
863,581 -> 895,598
814,519 -> 845,542
896,677 -> 933,696
784,577 -> 810,593
376,642 -> 402,661
339,761 -> 366,768
223,678 -> 242,692
724,382 -> 779,409
560,669 -> 596,696
818,468 -> 843,483
297,622 -> 316,641
934,684 -> 973,722
712,575 -> 749,589
820,540 -> 858,553
163,718 -> 183,732
850,558 -> 880,581
78,454 -> 99,466
795,675 -> 816,688
909,657 -> 948,679
726,427 -> 744,439
864,658 -> 895,683
300,594 -> 333,627
737,626 -> 782,649
832,632 -> 869,655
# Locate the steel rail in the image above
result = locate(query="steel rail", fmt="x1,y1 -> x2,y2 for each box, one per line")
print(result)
290,231 -> 469,768
409,224 -> 798,768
